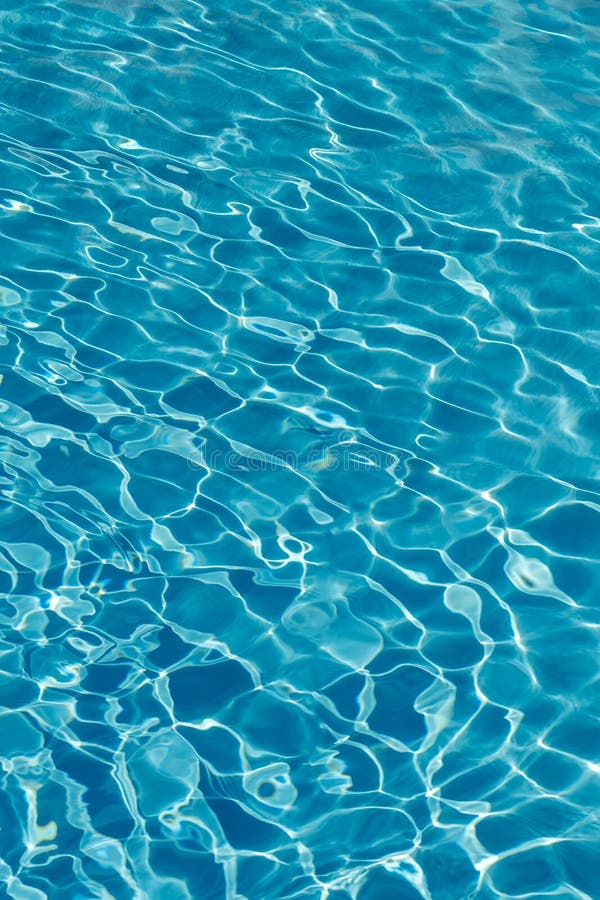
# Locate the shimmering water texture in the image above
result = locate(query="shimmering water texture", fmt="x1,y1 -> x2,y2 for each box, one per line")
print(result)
0,0 -> 599,898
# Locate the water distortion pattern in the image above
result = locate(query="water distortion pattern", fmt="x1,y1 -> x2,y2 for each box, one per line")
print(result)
0,1 -> 599,898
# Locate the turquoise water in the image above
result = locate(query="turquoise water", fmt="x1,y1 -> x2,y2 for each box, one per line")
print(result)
0,0 -> 599,897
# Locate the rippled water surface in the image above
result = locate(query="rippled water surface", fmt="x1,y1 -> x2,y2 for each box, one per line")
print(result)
1,0 -> 599,897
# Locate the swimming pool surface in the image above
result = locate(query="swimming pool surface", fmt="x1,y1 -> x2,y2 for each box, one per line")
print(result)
0,1 -> 599,897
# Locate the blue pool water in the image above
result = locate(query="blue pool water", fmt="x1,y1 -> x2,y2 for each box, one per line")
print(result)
0,0 -> 599,897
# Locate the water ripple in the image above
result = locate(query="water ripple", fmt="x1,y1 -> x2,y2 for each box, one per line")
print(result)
0,0 -> 599,898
